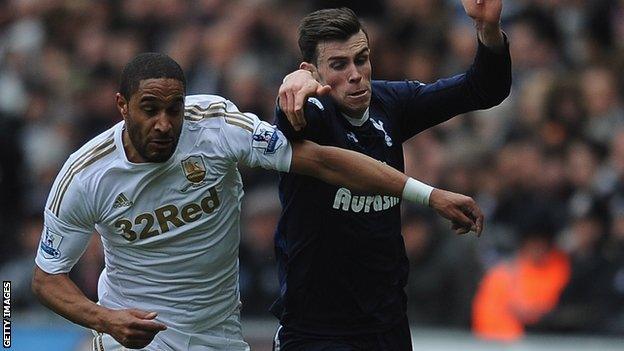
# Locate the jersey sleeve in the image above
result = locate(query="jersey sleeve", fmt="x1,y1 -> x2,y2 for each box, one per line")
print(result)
386,36 -> 511,143
35,167 -> 95,274
219,99 -> 293,172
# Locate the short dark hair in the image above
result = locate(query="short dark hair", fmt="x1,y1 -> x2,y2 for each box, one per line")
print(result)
298,7 -> 367,63
119,52 -> 186,100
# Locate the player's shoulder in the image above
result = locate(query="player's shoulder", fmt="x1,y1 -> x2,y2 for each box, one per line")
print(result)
184,94 -> 257,134
185,94 -> 227,110
48,123 -> 121,217
372,79 -> 421,93
64,122 -> 120,175
372,79 -> 424,103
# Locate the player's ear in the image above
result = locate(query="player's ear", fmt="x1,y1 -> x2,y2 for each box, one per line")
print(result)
300,62 -> 320,81
115,93 -> 129,120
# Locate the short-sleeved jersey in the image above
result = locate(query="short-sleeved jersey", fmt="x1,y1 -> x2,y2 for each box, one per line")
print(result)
271,40 -> 511,335
35,94 -> 292,333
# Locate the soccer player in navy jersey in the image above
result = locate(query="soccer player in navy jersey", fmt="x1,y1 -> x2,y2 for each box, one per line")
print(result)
271,1 -> 511,350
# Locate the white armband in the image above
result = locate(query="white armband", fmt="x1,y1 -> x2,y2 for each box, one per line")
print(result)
402,177 -> 435,206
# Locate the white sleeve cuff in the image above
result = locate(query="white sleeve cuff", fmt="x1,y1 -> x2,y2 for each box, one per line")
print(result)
402,177 -> 434,206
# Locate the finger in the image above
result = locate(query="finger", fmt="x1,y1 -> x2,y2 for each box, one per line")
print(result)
463,202 -> 484,235
282,90 -> 298,131
294,84 -> 315,112
470,208 -> 484,236
278,90 -> 288,112
451,222 -> 471,235
127,309 -> 155,319
476,0 -> 483,4
132,319 -> 168,332
316,84 -> 331,95
286,90 -> 301,131
454,226 -> 470,235
294,88 -> 314,129
451,210 -> 475,230
294,107 -> 306,130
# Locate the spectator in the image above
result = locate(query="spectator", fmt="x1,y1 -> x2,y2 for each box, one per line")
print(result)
472,220 -> 570,341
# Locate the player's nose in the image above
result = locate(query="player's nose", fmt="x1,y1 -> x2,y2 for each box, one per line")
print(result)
153,113 -> 172,133
348,65 -> 362,84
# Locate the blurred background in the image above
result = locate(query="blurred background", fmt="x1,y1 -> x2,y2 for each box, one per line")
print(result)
1,0 -> 624,349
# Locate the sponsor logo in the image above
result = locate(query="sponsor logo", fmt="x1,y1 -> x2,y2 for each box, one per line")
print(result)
371,118 -> 393,147
332,188 -> 400,213
114,186 -> 221,242
252,122 -> 283,155
40,229 -> 62,259
112,193 -> 133,209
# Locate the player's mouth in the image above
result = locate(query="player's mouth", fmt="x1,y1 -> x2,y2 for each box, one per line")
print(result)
149,138 -> 175,149
347,89 -> 368,99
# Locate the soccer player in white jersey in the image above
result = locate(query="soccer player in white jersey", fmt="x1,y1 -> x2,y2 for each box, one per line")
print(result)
31,53 -> 483,350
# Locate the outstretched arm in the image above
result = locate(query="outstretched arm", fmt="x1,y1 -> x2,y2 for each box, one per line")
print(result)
289,140 -> 484,235
32,266 -> 167,349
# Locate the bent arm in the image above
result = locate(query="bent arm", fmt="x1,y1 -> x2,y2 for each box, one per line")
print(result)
32,266 -> 167,348
32,266 -> 110,331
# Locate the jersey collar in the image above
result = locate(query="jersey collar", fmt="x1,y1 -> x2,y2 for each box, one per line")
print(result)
341,107 -> 369,127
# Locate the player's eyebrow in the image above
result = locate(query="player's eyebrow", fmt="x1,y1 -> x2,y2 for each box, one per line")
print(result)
139,95 -> 184,104
327,47 -> 370,62
139,96 -> 159,103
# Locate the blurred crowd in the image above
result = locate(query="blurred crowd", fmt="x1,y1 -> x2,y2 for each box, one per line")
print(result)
1,0 -> 624,341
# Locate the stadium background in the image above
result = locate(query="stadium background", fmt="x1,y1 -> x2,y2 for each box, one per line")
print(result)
1,0 -> 623,349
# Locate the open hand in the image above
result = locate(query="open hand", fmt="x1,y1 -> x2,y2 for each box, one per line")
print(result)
278,69 -> 331,131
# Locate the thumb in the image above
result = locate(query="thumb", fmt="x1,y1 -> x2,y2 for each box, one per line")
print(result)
128,309 -> 158,320
317,84 -> 331,95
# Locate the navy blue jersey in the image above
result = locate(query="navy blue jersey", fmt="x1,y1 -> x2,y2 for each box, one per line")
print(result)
271,40 -> 511,335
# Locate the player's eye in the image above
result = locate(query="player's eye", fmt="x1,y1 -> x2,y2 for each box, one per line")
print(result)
142,106 -> 158,116
330,61 -> 346,70
355,56 -> 368,65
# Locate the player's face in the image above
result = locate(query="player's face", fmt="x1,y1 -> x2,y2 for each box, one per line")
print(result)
313,30 -> 371,118
116,78 -> 184,163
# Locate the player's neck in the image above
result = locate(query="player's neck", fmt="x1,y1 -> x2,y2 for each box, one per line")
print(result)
122,128 -> 147,163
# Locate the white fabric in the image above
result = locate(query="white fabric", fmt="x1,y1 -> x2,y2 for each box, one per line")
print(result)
341,107 -> 369,126
36,94 -> 292,342
92,308 -> 249,351
402,177 -> 434,206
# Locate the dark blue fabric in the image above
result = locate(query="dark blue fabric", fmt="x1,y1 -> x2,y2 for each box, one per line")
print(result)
271,39 -> 511,336
274,318 -> 413,351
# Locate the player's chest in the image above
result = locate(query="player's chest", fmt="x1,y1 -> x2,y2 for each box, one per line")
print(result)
328,115 -> 401,167
94,154 -> 235,243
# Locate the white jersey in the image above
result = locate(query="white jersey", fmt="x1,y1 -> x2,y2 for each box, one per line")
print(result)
35,94 -> 292,334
